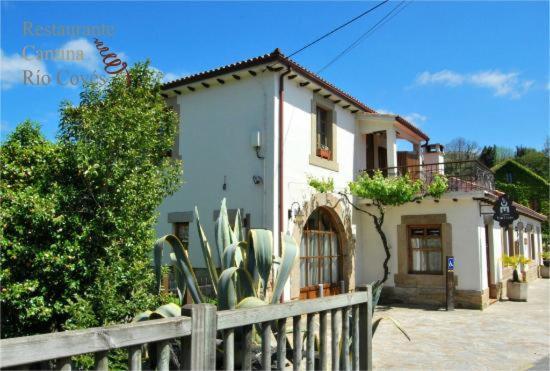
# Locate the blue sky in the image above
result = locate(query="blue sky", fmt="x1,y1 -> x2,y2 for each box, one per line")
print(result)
1,1 -> 548,150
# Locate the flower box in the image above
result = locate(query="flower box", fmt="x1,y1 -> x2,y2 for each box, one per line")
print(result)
317,147 -> 332,160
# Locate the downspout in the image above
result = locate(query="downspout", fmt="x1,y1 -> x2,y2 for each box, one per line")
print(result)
278,66 -> 291,301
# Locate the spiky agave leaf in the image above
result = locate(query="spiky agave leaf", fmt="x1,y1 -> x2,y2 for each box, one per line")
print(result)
222,241 -> 247,268
133,310 -> 153,322
247,229 -> 273,299
218,267 -> 239,310
270,234 -> 298,304
372,316 -> 411,341
215,198 -> 234,269
233,208 -> 245,242
236,296 -> 268,309
154,235 -> 204,304
150,303 -> 182,319
169,252 -> 187,304
195,206 -> 219,296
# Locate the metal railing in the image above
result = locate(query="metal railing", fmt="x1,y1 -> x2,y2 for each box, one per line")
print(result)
0,285 -> 373,371
362,160 -> 495,192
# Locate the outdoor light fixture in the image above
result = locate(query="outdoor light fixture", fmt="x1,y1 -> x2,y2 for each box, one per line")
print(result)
288,201 -> 304,223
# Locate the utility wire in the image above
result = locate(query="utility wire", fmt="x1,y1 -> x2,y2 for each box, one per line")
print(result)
287,0 -> 390,59
317,0 -> 411,73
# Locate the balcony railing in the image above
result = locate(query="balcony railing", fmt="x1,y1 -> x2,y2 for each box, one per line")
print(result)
362,160 -> 495,193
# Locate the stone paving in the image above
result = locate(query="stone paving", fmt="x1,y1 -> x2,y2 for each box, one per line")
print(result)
372,278 -> 550,370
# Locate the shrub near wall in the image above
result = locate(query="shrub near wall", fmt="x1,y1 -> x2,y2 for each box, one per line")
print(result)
0,63 -> 182,338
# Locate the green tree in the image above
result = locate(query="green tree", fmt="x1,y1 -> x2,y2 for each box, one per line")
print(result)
346,172 -> 447,284
478,145 -> 497,168
1,62 -> 182,338
515,150 -> 549,180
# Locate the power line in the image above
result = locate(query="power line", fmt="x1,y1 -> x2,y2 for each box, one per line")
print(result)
317,0 -> 411,74
287,0 -> 390,59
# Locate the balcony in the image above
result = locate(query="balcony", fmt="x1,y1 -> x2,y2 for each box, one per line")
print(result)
362,160 -> 495,193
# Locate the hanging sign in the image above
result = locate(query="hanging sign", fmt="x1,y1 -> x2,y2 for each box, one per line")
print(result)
493,194 -> 519,227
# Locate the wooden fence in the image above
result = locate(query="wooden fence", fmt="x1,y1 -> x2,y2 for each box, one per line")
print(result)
0,285 -> 372,370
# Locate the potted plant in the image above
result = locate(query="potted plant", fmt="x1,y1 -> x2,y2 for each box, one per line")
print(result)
541,251 -> 550,278
502,254 -> 531,301
316,144 -> 332,160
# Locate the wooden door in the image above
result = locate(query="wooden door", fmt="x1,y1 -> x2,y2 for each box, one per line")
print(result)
299,208 -> 343,299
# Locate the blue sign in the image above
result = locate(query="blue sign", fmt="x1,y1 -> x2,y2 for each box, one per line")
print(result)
447,257 -> 455,271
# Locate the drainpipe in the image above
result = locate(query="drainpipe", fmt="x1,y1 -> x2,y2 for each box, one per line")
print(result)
278,66 -> 291,301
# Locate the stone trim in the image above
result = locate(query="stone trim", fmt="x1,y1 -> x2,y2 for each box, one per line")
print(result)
289,193 -> 354,299
310,95 -> 339,172
396,214 -> 451,277
168,211 -> 194,223
308,154 -> 339,172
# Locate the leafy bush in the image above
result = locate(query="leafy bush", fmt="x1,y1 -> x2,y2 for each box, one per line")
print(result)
1,62 -> 181,338
502,254 -> 531,282
308,176 -> 335,193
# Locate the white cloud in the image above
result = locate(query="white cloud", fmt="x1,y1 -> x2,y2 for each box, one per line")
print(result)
376,108 -> 427,127
0,49 -> 48,89
416,70 -> 464,87
58,38 -> 100,71
403,112 -> 427,126
151,67 -> 190,83
414,69 -> 534,99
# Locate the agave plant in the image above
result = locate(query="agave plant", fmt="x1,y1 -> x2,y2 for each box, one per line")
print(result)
134,198 -> 298,368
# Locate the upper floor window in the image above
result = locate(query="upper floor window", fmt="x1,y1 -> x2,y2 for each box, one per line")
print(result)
408,225 -> 442,274
316,106 -> 333,160
505,172 -> 513,183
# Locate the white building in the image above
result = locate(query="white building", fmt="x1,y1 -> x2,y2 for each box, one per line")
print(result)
157,49 -> 546,308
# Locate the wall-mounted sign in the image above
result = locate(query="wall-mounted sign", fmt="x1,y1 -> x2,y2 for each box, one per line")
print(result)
493,194 -> 519,227
447,257 -> 455,271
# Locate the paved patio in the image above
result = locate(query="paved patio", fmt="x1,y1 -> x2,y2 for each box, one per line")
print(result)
372,278 -> 550,370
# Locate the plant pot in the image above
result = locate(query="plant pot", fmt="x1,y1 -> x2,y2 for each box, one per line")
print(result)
316,148 -> 332,160
541,265 -> 550,279
543,259 -> 550,268
507,280 -> 528,301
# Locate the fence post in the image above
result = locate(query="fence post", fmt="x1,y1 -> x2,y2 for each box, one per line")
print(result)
357,284 -> 372,371
182,303 -> 217,370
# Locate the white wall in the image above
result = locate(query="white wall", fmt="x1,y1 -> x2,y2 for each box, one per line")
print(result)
356,195 -> 484,291
156,72 -> 277,267
280,79 -> 360,236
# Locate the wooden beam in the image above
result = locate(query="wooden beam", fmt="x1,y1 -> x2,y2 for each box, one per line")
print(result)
288,74 -> 297,80
217,78 -> 225,85
217,292 -> 367,330
248,70 -> 257,76
232,74 -> 241,80
313,88 -> 321,93
323,94 -> 331,99
201,82 -> 210,88
182,304 -> 217,371
174,90 -> 181,95
187,86 -> 195,92
351,109 -> 359,113
267,65 -> 283,72
333,99 -> 341,104
0,317 -> 192,367
342,104 -> 351,109
299,81 -> 310,87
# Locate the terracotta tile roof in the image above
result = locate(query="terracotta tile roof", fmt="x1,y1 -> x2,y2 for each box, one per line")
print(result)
162,48 -> 429,141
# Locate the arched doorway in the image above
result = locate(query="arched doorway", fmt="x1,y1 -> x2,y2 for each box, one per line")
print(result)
299,207 -> 343,299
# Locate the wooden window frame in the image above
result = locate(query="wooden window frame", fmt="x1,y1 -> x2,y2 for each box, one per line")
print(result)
407,224 -> 443,275
316,105 -> 332,153
300,209 -> 343,291
174,222 -> 190,245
